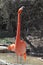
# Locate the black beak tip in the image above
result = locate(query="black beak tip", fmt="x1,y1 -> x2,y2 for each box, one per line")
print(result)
22,6 -> 25,10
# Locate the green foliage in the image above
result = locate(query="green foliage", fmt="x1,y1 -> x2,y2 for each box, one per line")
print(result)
0,0 -> 43,37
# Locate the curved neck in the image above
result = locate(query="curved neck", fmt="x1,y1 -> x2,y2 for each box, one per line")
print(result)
16,13 -> 21,42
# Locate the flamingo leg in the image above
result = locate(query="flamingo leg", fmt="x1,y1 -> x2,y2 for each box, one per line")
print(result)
23,53 -> 26,61
16,55 -> 22,64
16,55 -> 19,63
16,55 -> 24,64
20,56 -> 22,64
16,55 -> 21,64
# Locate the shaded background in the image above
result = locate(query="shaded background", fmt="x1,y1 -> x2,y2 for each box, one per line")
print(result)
0,0 -> 43,37
0,0 -> 43,52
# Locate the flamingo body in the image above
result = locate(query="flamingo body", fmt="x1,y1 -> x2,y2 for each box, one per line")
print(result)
15,40 -> 26,56
8,40 -> 26,56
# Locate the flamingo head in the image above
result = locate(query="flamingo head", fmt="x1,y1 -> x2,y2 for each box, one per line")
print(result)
18,6 -> 25,14
7,43 -> 15,52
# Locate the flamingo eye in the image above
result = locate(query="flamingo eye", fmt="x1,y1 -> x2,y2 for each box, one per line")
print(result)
18,10 -> 22,14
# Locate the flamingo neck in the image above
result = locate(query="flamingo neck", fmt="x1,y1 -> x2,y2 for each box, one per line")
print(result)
16,13 -> 21,43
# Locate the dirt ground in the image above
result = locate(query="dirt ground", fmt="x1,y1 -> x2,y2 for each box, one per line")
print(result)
0,37 -> 43,65
0,53 -> 43,65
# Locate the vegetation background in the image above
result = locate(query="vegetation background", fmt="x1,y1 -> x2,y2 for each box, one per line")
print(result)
0,0 -> 43,52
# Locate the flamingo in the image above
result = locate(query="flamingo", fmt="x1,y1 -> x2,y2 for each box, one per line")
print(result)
7,6 -> 26,61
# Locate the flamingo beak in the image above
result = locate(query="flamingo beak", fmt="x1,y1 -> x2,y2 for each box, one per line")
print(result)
7,45 -> 11,50
19,6 -> 25,10
18,6 -> 25,14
